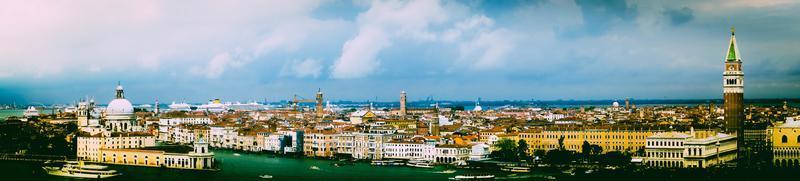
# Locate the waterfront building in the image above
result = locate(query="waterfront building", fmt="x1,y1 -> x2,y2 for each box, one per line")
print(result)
352,133 -> 390,160
304,130 -> 336,157
334,132 -> 355,156
770,116 -> 800,167
209,125 -> 238,149
383,139 -> 435,161
723,27 -> 745,147
518,126 -> 664,154
77,132 -> 157,161
469,143 -> 491,161
99,137 -> 214,170
643,130 -> 737,168
433,144 -> 471,164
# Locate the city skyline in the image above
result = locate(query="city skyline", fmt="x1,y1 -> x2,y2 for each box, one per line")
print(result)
2,0 -> 800,104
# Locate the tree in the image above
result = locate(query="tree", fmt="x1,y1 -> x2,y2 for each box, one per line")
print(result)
517,139 -> 531,162
601,151 -> 631,166
581,141 -> 591,155
490,138 -> 518,161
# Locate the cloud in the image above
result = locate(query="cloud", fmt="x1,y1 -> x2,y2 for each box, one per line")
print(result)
459,29 -> 515,70
331,26 -> 390,79
330,0 -> 450,79
281,59 -> 323,78
196,52 -> 232,79
664,7 -> 694,26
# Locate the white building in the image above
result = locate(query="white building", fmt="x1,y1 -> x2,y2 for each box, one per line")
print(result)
383,140 -> 435,161
352,133 -> 390,160
644,131 -> 737,168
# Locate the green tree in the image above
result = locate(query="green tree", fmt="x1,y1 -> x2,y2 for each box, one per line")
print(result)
490,138 -> 518,161
517,139 -> 531,162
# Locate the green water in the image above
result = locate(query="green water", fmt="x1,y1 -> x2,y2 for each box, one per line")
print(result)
0,150 -> 553,181
0,109 -> 22,119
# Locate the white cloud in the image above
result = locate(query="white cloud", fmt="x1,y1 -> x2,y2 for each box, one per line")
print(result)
459,29 -> 515,70
442,15 -> 494,42
331,26 -> 390,79
281,59 -> 323,78
0,0 -> 326,79
197,52 -> 232,79
331,0 -> 452,79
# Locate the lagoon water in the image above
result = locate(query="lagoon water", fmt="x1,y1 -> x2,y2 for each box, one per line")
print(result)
0,149 -> 554,181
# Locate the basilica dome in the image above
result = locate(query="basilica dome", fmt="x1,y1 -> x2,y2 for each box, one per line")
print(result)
106,98 -> 134,115
105,83 -> 135,120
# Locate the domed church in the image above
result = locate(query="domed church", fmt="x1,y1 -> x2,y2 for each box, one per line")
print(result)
104,83 -> 139,132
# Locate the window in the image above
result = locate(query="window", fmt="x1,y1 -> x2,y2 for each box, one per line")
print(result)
783,135 -> 788,143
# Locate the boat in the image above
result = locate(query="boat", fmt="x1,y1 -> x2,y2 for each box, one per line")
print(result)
259,174 -> 273,179
168,101 -> 192,111
501,167 -> 530,173
42,161 -> 120,179
233,153 -> 241,156
434,170 -> 457,174
310,166 -> 320,170
449,174 -> 495,180
371,160 -> 404,166
406,160 -> 434,168
23,106 -> 39,117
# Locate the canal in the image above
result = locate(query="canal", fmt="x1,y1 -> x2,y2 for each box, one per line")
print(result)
0,149 -> 556,181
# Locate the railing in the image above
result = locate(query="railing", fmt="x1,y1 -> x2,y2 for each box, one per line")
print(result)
0,153 -> 70,162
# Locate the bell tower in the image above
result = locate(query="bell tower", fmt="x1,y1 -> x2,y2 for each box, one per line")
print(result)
723,27 -> 744,135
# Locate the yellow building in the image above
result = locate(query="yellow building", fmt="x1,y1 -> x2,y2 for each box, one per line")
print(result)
519,126 -> 662,154
771,117 -> 800,167
304,130 -> 336,157
97,138 -> 215,170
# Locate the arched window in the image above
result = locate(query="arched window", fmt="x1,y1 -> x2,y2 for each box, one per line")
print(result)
783,135 -> 788,143
797,135 -> 800,143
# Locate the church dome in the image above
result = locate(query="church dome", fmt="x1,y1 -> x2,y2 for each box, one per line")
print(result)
106,98 -> 134,115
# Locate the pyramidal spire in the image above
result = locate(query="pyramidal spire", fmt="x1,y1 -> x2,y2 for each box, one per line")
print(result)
726,26 -> 741,62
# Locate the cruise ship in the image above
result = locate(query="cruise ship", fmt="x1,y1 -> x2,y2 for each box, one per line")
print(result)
198,99 -> 226,112
23,106 -> 39,117
169,101 -> 192,111
227,101 -> 264,111
42,161 -> 120,179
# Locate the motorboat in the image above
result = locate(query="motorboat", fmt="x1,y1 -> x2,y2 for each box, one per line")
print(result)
259,174 -> 273,179
371,160 -> 404,166
42,161 -> 120,179
435,170 -> 457,174
449,174 -> 495,180
406,160 -> 434,168
501,166 -> 530,173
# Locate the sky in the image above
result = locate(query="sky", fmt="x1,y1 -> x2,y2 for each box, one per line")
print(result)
1,0 -> 800,104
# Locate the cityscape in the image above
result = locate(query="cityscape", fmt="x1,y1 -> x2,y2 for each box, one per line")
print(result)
1,0 -> 800,181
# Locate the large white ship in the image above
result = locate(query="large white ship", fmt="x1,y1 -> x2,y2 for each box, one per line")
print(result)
169,101 -> 192,111
42,161 -> 121,179
23,106 -> 39,117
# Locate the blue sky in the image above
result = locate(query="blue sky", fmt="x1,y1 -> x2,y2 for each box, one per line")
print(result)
1,0 -> 799,104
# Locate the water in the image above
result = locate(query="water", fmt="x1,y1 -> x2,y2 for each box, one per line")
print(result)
0,109 -> 22,119
0,150 -> 554,181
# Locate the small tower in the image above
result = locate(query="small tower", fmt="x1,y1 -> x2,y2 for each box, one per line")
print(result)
194,135 -> 209,154
115,82 -> 125,99
154,99 -> 160,116
315,88 -> 324,119
400,90 -> 407,117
